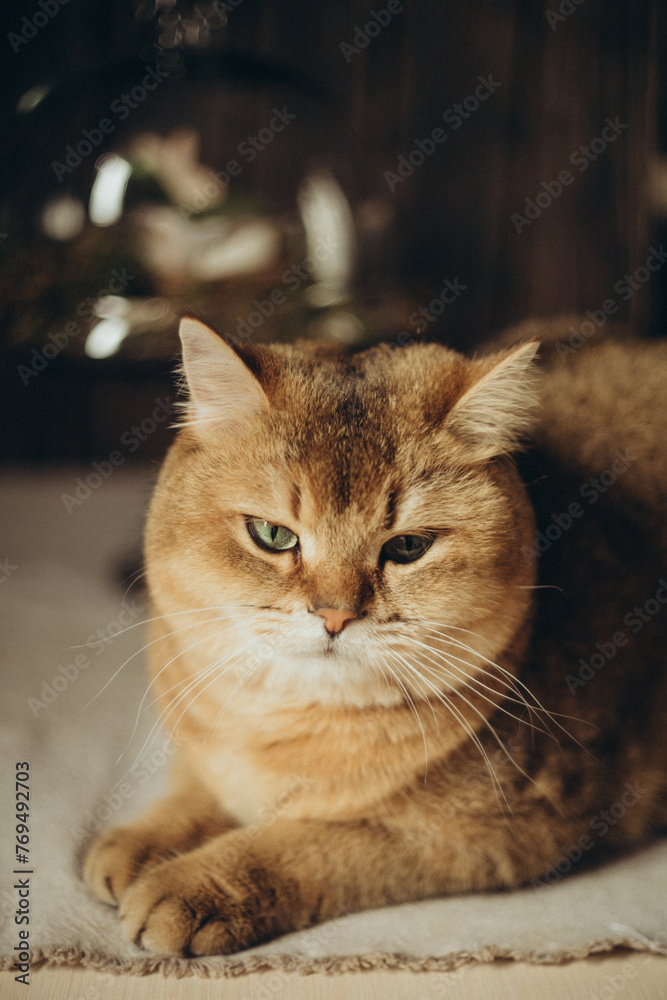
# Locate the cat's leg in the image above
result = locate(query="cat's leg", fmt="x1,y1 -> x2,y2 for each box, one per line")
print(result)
83,755 -> 235,906
115,810 -> 570,956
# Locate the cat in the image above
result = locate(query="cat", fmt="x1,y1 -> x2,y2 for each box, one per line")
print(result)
83,315 -> 667,957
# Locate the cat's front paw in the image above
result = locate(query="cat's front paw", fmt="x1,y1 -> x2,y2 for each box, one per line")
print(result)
119,848 -> 289,955
83,826 -> 175,905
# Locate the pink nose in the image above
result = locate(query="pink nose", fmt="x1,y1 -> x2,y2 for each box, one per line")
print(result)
315,608 -> 357,635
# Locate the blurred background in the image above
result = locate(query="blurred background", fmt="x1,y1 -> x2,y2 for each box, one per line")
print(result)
0,0 -> 665,465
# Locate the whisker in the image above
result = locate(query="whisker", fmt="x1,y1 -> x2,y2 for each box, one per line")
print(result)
114,641 -> 254,777
397,656 -> 562,812
382,655 -> 431,777
71,604 -> 253,648
121,567 -> 147,603
418,622 -> 587,726
399,622 -> 542,725
393,633 -> 554,740
395,631 -> 535,712
156,642 -> 254,733
200,654 -> 267,745
436,657 -> 552,737
414,622 -> 595,755
389,650 -> 509,811
164,646 -> 256,749
131,622 -> 242,737
84,614 -> 239,708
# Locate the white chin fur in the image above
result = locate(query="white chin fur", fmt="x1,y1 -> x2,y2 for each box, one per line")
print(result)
255,642 -> 402,708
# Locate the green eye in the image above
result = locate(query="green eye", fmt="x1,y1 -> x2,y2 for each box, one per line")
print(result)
247,519 -> 299,552
382,534 -> 433,564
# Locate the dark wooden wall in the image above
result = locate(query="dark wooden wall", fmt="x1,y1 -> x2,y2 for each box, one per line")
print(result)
1,0 -> 664,347
217,0 -> 662,344
0,0 -> 664,461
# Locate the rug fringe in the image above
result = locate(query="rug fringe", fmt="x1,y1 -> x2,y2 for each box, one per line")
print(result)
1,938 -> 664,978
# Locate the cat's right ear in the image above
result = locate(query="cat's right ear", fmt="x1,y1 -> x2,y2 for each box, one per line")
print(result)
178,318 -> 269,431
444,340 -> 540,462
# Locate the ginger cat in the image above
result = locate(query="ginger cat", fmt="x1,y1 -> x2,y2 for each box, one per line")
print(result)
84,316 -> 667,956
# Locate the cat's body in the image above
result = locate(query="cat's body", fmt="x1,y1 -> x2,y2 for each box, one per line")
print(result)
84,317 -> 667,956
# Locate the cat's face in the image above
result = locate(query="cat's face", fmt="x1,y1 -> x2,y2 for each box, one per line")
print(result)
145,320 -> 538,708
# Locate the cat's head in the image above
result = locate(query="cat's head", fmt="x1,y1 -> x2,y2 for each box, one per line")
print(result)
145,318 -> 539,708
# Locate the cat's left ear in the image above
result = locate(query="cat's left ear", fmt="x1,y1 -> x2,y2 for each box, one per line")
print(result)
178,317 -> 270,431
444,341 -> 540,461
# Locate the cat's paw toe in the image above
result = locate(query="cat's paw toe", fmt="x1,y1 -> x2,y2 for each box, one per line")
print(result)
119,855 -> 278,956
83,827 -> 170,905
121,887 -> 204,956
